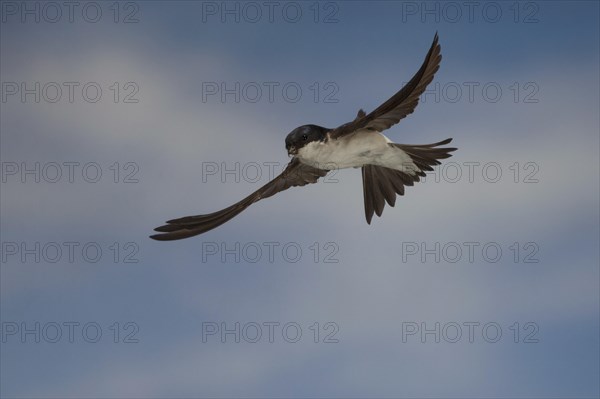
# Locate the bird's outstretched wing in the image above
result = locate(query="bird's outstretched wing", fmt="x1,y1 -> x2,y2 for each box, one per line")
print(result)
150,158 -> 328,241
329,32 -> 441,139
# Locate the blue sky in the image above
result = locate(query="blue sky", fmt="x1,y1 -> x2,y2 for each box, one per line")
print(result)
1,1 -> 599,397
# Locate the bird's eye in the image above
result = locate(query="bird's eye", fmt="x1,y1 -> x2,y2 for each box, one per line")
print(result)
302,134 -> 308,141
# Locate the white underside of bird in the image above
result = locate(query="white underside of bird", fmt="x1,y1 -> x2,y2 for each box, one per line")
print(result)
296,130 -> 420,175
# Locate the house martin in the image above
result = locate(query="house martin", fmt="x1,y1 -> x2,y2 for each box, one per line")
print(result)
151,33 -> 456,241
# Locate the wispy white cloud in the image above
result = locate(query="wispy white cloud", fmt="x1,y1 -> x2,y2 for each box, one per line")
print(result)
1,2 -> 598,398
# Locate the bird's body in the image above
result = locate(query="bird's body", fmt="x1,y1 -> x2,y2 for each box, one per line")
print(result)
151,33 -> 456,241
297,130 -> 419,175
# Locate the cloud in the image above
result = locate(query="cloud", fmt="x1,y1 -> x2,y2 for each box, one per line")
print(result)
2,3 -> 599,397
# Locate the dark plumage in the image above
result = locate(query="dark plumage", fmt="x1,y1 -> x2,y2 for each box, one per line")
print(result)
151,33 -> 456,241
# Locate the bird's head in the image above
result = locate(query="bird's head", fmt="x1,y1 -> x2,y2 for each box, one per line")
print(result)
285,125 -> 327,156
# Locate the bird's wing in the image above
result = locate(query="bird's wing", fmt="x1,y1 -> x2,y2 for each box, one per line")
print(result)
150,158 -> 328,241
329,33 -> 441,139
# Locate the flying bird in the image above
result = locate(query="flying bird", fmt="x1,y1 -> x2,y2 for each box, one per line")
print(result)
151,33 -> 456,241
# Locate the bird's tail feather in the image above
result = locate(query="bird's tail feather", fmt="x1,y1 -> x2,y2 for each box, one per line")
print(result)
361,138 -> 456,224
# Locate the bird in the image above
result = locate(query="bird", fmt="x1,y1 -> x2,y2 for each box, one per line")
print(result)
151,33 -> 456,241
